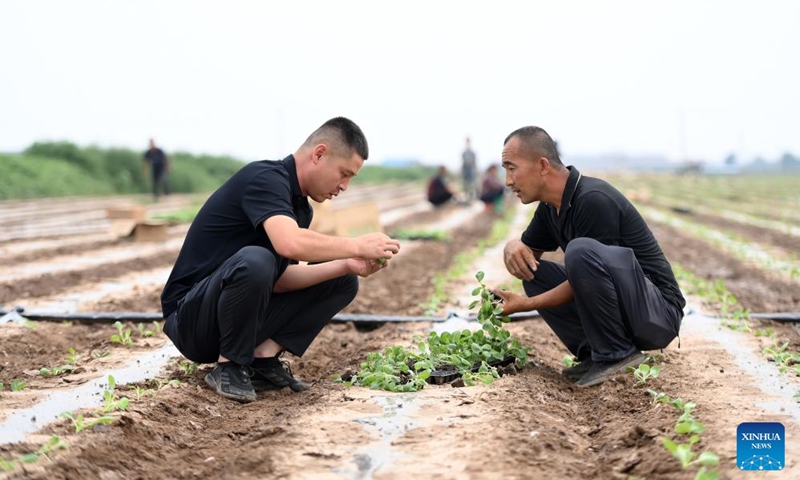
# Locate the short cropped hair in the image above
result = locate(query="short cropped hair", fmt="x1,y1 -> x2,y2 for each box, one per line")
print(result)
504,126 -> 563,168
303,117 -> 369,161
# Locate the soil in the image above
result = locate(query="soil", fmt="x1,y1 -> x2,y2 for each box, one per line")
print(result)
2,194 -> 800,480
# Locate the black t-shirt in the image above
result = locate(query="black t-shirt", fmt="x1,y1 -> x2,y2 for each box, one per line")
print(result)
160,155 -> 312,317
144,148 -> 167,169
520,166 -> 685,310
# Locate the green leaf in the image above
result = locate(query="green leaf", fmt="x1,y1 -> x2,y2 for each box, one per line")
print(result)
695,451 -> 719,467
468,300 -> 478,310
18,453 -> 39,464
476,271 -> 485,282
471,287 -> 481,296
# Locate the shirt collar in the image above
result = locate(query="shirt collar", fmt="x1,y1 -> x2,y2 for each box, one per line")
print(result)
281,155 -> 303,198
560,166 -> 582,212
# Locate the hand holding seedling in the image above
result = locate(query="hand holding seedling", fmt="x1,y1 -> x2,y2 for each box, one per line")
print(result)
346,257 -> 389,277
490,289 -> 529,316
503,239 -> 538,281
354,232 -> 401,261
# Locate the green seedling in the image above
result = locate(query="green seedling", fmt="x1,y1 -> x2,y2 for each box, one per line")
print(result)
693,467 -> 720,480
60,411 -> 115,434
39,364 -> 75,377
754,327 -> 775,337
129,385 -> 155,401
561,355 -> 579,368
65,347 -> 82,366
647,389 -> 670,405
377,257 -> 386,266
99,375 -> 129,414
10,380 -> 27,392
0,457 -> 14,471
25,436 -> 68,463
631,363 -> 661,387
151,321 -> 162,335
110,321 -> 134,346
136,323 -> 155,337
153,377 -> 182,390
662,437 -> 719,469
0,382 -> 3,390
179,361 -> 198,376
644,353 -> 664,364
721,320 -> 752,332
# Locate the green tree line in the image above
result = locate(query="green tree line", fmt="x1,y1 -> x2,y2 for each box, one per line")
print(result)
0,141 -> 440,200
0,141 -> 245,200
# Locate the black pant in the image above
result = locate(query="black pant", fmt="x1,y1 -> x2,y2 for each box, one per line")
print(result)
523,238 -> 682,363
152,166 -> 169,198
164,246 -> 359,365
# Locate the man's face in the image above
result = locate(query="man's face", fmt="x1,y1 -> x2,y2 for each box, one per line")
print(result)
308,147 -> 363,203
501,137 -> 543,205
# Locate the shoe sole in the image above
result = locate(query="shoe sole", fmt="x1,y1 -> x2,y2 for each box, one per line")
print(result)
204,372 -> 257,403
577,352 -> 646,388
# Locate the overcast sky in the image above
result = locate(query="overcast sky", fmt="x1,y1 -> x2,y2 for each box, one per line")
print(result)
1,1 -> 798,169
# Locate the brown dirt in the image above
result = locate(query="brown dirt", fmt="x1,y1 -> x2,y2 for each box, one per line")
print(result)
0,250 -> 180,305
650,222 -> 800,313
3,195 -> 800,479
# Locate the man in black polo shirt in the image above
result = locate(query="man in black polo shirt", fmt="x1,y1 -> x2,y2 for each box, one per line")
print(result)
161,117 -> 401,402
143,139 -> 170,200
492,126 -> 684,387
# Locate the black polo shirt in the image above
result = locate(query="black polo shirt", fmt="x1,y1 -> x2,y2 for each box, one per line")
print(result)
144,148 -> 167,169
161,155 -> 312,317
521,166 -> 685,310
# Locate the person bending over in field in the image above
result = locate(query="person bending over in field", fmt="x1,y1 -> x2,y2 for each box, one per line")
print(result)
491,126 -> 684,387
160,117 -> 401,403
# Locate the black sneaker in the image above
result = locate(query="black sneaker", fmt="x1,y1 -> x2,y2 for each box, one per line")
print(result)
204,362 -> 257,403
576,351 -> 646,388
562,358 -> 594,381
251,356 -> 309,393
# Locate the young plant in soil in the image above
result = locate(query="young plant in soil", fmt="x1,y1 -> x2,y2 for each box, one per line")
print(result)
99,375 -> 130,414
39,364 -> 75,377
129,385 -> 156,401
60,411 -> 115,434
0,436 -> 68,471
110,321 -> 134,346
629,363 -> 660,387
342,271 -> 530,392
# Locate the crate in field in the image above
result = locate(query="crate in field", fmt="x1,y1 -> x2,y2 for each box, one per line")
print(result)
133,220 -> 170,242
105,205 -> 147,222
309,200 -> 382,236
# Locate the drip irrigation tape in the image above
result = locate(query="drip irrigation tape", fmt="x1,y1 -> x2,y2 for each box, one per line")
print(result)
0,306 -> 541,325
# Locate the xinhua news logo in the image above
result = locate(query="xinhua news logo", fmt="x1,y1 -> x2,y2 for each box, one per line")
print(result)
737,422 -> 784,471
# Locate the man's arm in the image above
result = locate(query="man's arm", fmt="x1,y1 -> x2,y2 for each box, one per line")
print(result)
264,215 -> 400,264
492,280 -> 573,315
274,257 -> 387,293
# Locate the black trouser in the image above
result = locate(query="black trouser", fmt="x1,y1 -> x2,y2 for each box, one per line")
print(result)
523,238 -> 682,363
152,166 -> 169,198
164,246 -> 359,365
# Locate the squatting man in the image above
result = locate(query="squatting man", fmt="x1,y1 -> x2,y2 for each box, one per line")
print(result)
160,117 -> 401,403
491,126 -> 685,387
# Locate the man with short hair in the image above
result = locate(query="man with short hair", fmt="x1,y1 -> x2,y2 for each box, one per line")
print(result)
161,117 -> 401,402
492,126 -> 684,387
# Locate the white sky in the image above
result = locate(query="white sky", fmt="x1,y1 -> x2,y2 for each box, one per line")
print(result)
1,1 -> 798,169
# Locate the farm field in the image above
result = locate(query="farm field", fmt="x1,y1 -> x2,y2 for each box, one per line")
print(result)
1,174 -> 800,480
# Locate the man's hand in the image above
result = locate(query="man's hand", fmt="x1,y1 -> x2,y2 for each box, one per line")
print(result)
354,233 -> 401,261
491,289 -> 531,316
503,239 -> 538,281
346,257 -> 389,278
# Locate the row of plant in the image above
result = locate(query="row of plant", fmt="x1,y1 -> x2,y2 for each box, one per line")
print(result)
641,206 -> 800,282
607,173 -> 800,210
339,272 -> 530,392
421,202 -> 518,315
